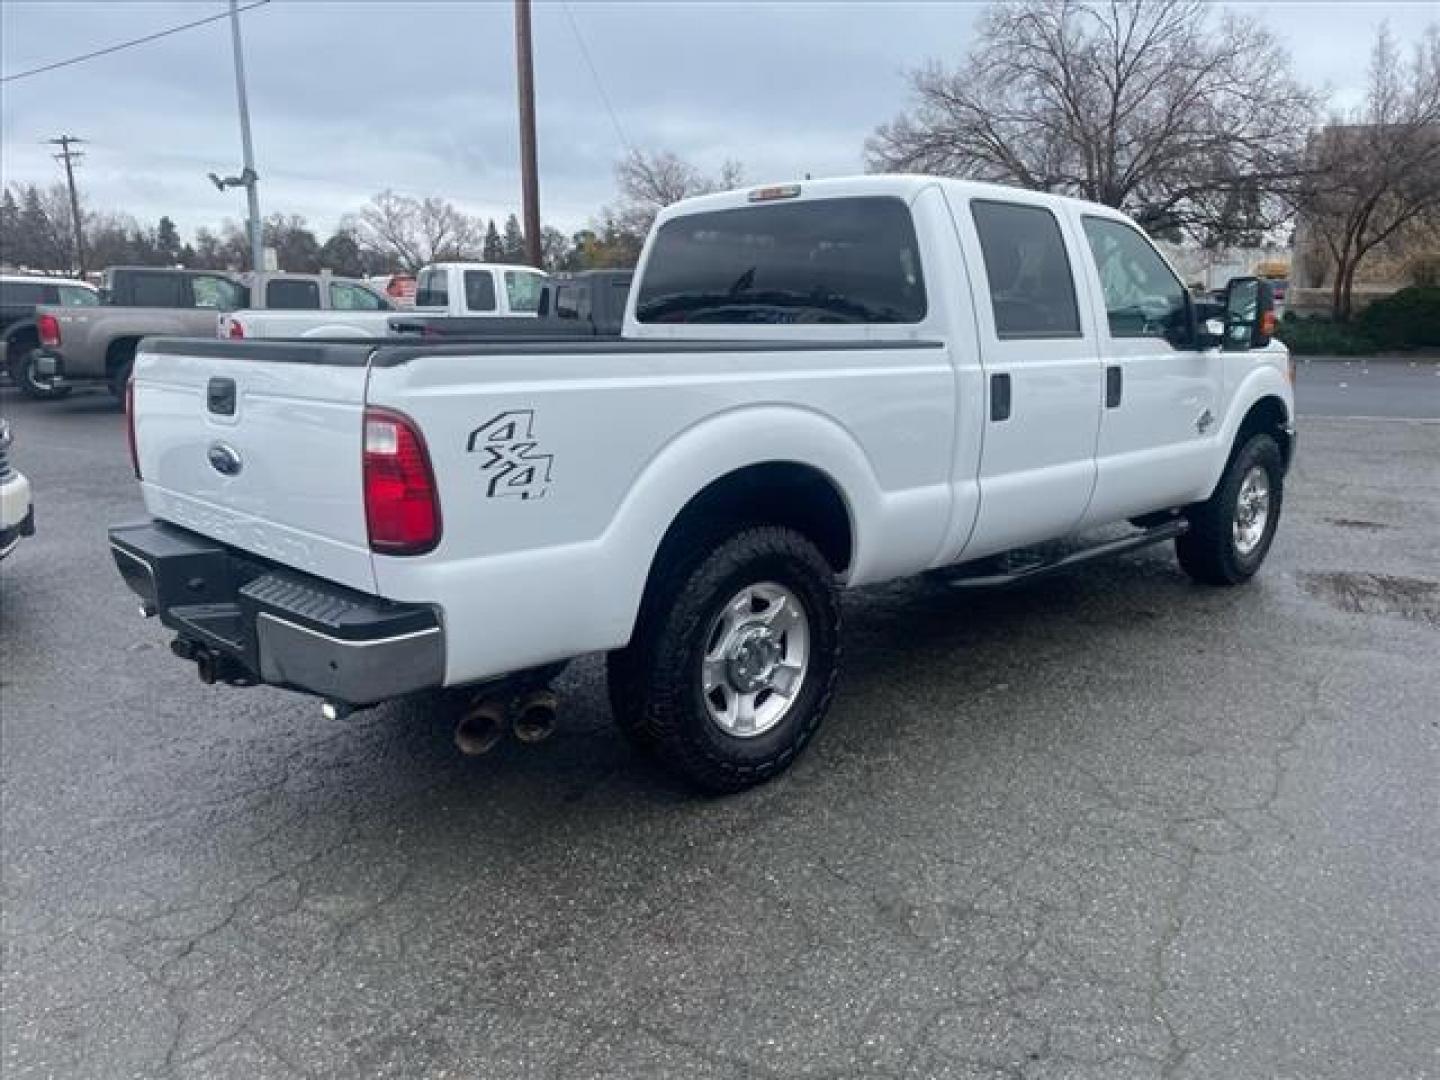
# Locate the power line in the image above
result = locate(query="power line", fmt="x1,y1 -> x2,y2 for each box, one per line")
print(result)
1,1 -> 271,85
559,0 -> 635,158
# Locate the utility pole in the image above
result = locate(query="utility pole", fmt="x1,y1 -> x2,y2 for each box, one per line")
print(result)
514,0 -> 542,268
47,135 -> 87,274
227,0 -> 263,273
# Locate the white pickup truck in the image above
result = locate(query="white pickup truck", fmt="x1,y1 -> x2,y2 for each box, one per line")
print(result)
110,176 -> 1294,792
220,262 -> 548,339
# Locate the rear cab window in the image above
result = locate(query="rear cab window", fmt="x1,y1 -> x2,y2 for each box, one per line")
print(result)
969,200 -> 1081,339
635,196 -> 927,324
265,278 -> 321,310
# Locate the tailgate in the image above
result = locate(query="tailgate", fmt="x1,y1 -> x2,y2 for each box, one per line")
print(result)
133,338 -> 377,593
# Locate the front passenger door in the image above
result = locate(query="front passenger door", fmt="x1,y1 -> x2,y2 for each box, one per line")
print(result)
1074,215 -> 1223,526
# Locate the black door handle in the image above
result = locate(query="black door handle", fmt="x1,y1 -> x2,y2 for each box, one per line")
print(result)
990,373 -> 1012,422
1106,365 -> 1123,408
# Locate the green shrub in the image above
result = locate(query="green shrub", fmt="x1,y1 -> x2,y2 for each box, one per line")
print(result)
1356,286 -> 1440,349
1274,317 -> 1377,356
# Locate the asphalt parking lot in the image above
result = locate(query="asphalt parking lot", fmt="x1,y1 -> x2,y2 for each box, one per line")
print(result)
2,359 -> 1437,1079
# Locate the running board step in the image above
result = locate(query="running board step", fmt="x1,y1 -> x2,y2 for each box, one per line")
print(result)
940,520 -> 1189,590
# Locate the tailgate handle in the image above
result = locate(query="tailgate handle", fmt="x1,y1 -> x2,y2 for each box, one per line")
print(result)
207,377 -> 236,416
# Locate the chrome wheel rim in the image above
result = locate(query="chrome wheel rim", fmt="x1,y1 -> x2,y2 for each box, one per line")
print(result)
1233,466 -> 1271,556
700,581 -> 810,738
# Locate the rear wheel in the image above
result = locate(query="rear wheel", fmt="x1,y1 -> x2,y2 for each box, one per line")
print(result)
1176,433 -> 1284,586
10,347 -> 72,400
607,525 -> 841,793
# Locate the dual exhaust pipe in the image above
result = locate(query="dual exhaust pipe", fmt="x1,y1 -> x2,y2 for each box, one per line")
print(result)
172,631 -> 558,755
454,688 -> 559,756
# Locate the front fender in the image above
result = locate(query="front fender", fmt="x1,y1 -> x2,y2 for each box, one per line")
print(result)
1204,361 -> 1294,493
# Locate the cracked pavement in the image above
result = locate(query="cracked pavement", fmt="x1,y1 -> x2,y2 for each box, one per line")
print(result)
2,362 -> 1438,1078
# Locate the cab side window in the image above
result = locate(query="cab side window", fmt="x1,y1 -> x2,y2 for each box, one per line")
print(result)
504,271 -> 545,313
130,273 -> 185,308
415,267 -> 449,308
329,282 -> 387,310
58,285 -> 98,306
464,271 -> 497,312
970,200 -> 1081,339
266,278 -> 320,309
191,275 -> 245,310
1081,217 -> 1189,344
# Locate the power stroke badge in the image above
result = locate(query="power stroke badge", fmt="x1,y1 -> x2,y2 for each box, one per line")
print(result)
467,411 -> 554,500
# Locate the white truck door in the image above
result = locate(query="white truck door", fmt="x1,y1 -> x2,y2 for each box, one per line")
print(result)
947,193 -> 1103,559
1069,213 -> 1225,524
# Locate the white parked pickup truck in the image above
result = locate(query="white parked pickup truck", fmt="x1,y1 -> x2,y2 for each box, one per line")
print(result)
220,262 -> 548,339
110,176 -> 1294,792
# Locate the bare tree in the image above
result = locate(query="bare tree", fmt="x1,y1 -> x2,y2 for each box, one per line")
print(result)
611,150 -> 744,238
1297,24 -> 1440,319
353,190 -> 484,273
866,0 -> 1317,243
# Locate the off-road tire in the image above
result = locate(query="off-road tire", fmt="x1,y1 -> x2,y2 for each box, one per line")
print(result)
607,525 -> 841,793
10,347 -> 72,400
1176,432 -> 1284,587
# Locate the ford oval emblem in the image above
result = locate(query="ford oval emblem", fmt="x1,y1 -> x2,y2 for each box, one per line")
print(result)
207,441 -> 243,477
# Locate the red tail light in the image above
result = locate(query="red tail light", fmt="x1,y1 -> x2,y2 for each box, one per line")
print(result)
363,407 -> 440,555
38,313 -> 61,348
227,318 -> 245,339
125,375 -> 141,479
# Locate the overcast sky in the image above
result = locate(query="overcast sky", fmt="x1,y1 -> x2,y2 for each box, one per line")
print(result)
2,1 -> 1436,241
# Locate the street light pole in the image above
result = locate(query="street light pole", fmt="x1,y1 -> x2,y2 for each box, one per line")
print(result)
227,0 -> 263,273
514,0 -> 542,268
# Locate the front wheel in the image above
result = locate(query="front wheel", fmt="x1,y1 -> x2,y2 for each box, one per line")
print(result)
1176,432 -> 1284,586
607,526 -> 841,793
10,348 -> 72,400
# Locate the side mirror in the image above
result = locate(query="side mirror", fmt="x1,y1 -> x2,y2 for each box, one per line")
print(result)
1222,276 -> 1276,351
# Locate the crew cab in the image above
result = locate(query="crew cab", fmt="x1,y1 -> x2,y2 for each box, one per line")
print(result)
221,262 -> 549,339
33,268 -> 388,397
109,176 -> 1294,792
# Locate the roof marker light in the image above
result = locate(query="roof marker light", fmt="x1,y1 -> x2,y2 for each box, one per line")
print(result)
748,184 -> 802,203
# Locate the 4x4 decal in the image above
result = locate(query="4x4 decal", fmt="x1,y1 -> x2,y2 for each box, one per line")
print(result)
467,411 -> 554,500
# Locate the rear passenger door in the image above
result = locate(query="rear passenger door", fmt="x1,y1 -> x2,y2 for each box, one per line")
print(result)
1071,214 -> 1222,524
949,195 -> 1103,559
